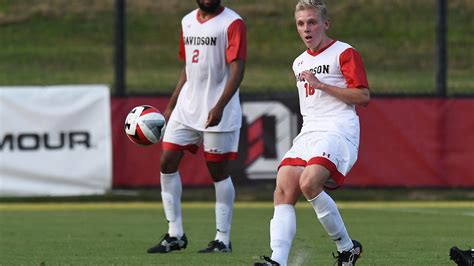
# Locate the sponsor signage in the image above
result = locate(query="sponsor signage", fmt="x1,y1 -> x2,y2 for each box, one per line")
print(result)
0,86 -> 112,196
238,101 -> 297,179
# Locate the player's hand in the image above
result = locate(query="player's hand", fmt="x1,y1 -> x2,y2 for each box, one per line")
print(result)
300,70 -> 323,89
205,107 -> 223,129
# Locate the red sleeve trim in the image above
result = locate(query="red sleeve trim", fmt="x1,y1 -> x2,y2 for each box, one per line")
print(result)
226,19 -> 247,63
162,142 -> 199,154
179,30 -> 185,61
204,152 -> 238,162
339,48 -> 369,89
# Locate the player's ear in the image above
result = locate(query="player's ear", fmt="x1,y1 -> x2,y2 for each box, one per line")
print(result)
324,19 -> 330,30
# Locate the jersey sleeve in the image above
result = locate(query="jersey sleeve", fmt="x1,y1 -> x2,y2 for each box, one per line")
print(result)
226,19 -> 247,63
178,30 -> 185,61
339,48 -> 369,89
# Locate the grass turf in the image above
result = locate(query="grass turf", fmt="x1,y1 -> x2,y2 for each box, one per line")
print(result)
0,201 -> 472,265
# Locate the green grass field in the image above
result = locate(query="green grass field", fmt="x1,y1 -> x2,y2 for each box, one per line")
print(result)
1,201 -> 472,265
1,0 -> 473,95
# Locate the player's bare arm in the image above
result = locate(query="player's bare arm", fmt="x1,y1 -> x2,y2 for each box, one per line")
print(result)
300,70 -> 370,106
163,67 -> 187,121
205,58 -> 245,128
320,85 -> 370,107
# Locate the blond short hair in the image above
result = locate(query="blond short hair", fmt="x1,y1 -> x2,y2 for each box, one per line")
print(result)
295,0 -> 329,21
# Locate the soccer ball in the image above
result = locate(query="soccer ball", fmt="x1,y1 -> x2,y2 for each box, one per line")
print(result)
124,105 -> 166,146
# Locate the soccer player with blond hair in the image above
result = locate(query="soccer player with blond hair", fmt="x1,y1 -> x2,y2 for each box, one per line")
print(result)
255,0 -> 370,265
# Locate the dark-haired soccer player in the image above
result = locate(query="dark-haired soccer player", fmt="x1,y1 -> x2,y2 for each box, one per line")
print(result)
147,0 -> 246,254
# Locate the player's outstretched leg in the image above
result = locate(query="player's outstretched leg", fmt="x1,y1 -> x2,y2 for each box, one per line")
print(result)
147,233 -> 188,253
308,191 -> 354,252
333,240 -> 363,266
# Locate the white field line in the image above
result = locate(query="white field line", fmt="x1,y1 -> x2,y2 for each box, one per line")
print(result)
0,201 -> 472,211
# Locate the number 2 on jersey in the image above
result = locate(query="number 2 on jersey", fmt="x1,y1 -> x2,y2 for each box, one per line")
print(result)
192,49 -> 199,63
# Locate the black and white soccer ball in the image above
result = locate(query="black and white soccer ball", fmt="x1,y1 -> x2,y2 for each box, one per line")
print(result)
124,105 -> 166,146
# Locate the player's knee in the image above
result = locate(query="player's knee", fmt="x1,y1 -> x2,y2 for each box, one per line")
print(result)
209,172 -> 229,182
207,161 -> 230,181
274,186 -> 299,205
160,151 -> 183,173
160,157 -> 179,174
160,163 -> 178,174
299,175 -> 323,199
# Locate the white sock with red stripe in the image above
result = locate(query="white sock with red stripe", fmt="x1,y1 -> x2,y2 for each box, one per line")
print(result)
270,204 -> 296,266
160,172 -> 183,238
309,191 -> 353,252
214,177 -> 235,246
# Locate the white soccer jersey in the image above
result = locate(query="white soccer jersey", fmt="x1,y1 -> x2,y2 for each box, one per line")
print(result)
292,40 -> 369,147
170,7 -> 247,132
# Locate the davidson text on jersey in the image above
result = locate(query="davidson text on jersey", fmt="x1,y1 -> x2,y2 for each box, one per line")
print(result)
183,36 -> 217,46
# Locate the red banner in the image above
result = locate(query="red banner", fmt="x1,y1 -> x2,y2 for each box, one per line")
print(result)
348,98 -> 474,187
111,97 -> 474,188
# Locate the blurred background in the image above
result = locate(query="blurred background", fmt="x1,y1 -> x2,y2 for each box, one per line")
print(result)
1,0 -> 472,95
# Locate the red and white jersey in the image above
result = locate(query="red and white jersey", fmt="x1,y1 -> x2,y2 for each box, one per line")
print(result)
171,7 -> 247,132
292,40 -> 369,146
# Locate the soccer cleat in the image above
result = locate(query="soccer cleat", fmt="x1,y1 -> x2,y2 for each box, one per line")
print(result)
147,233 -> 188,253
450,246 -> 474,266
333,240 -> 363,266
198,240 -> 232,253
254,255 -> 280,266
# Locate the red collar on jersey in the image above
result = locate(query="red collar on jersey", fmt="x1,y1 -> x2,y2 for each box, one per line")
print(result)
196,6 -> 225,24
306,39 -> 337,57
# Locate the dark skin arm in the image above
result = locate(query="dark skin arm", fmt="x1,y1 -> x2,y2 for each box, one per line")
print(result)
163,67 -> 187,122
205,58 -> 246,128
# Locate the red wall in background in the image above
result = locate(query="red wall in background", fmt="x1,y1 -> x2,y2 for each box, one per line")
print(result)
348,98 -> 474,187
112,97 -> 474,188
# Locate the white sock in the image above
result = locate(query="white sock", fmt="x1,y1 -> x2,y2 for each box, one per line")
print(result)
160,172 -> 183,238
214,177 -> 235,246
270,204 -> 296,266
309,191 -> 353,252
